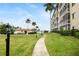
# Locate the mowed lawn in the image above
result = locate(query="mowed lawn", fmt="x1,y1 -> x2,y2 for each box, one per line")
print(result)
0,34 -> 40,56
45,33 -> 79,56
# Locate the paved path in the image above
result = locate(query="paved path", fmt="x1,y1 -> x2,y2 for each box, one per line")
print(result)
32,35 -> 49,56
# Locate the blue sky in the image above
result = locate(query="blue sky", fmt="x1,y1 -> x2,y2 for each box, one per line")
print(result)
0,3 -> 50,31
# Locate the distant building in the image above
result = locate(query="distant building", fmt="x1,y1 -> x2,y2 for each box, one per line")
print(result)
14,28 -> 33,34
51,3 -> 79,31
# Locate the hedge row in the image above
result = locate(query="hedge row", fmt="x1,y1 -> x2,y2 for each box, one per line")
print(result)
52,29 -> 79,39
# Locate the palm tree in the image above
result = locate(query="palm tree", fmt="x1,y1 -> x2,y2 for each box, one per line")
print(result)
26,18 -> 31,35
44,3 -> 60,31
26,18 -> 31,28
32,22 -> 36,26
44,3 -> 56,20
36,26 -> 39,29
32,22 -> 36,33
36,25 -> 39,38
36,26 -> 39,32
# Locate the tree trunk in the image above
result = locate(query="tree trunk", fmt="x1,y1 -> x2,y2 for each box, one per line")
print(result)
50,11 -> 51,20
27,23 -> 29,35
50,11 -> 52,31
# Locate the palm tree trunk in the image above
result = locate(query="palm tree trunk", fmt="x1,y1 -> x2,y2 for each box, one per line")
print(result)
50,11 -> 51,20
50,11 -> 52,31
27,24 -> 29,35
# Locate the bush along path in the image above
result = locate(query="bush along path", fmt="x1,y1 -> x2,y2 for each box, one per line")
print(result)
32,35 -> 49,56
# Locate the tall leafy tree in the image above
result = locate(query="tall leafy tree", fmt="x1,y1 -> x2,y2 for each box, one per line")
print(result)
36,26 -> 39,32
26,18 -> 31,29
44,3 -> 60,31
26,19 -> 31,35
36,26 -> 39,37
0,23 -> 15,34
44,3 -> 56,20
32,22 -> 36,26
32,22 -> 37,32
0,24 -> 6,34
36,26 -> 39,29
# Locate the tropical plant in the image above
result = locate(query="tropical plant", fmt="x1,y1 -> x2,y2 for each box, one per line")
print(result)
0,23 -> 15,34
26,18 -> 31,29
36,26 -> 38,28
32,22 -> 36,26
0,24 -> 7,34
35,26 -> 39,38
71,27 -> 75,36
36,26 -> 39,32
44,3 -> 56,20
32,22 -> 37,33
26,18 -> 31,35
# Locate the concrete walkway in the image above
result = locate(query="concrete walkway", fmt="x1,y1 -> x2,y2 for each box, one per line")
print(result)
32,35 -> 49,56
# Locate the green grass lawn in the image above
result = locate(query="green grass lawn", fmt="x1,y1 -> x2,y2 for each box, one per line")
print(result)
45,33 -> 79,56
0,34 -> 40,56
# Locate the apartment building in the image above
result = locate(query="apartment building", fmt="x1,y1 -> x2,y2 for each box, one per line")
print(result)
70,3 -> 79,30
51,3 -> 79,31
51,6 -> 58,31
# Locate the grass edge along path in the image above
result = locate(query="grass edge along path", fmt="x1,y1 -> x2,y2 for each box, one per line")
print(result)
45,33 -> 79,56
32,35 -> 49,56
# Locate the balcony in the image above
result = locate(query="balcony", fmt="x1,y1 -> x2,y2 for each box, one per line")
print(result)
60,3 -> 70,16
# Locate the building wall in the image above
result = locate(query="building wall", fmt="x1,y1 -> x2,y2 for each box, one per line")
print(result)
58,3 -> 70,30
70,3 -> 79,30
51,3 -> 79,31
51,4 -> 59,31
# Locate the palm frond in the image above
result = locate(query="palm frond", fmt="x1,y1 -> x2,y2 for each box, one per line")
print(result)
44,3 -> 56,12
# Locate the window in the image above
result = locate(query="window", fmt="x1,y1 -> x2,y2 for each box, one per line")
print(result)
67,3 -> 70,11
72,13 -> 75,19
68,13 -> 70,19
59,3 -> 62,8
72,3 -> 75,6
63,13 -> 70,21
60,9 -> 63,16
60,3 -> 70,16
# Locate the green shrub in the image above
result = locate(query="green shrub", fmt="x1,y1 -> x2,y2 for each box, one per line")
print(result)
51,31 -> 60,33
60,27 -> 71,36
71,27 -> 75,36
75,31 -> 79,39
74,29 -> 79,39
60,30 -> 71,36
